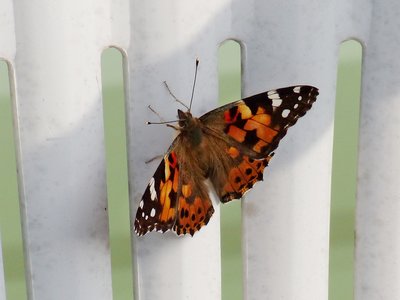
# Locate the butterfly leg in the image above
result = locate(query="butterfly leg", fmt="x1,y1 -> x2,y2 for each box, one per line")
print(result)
166,124 -> 179,131
163,81 -> 189,110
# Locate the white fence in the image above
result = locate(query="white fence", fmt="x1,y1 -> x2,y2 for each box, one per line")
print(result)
1,0 -> 400,299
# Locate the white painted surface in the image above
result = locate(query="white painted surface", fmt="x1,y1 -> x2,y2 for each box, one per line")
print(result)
1,0 -> 128,299
0,0 -> 15,61
0,237 -> 6,300
355,1 -> 400,299
127,2 -> 229,299
233,1 -> 336,299
1,0 -> 399,299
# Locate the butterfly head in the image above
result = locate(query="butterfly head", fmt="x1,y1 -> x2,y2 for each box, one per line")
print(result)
177,108 -> 203,146
178,109 -> 194,128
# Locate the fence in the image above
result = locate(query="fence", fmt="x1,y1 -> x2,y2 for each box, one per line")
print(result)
1,0 -> 400,299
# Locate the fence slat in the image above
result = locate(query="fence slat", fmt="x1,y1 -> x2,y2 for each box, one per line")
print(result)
0,0 -> 15,60
356,1 -> 400,299
234,2 -> 338,299
10,1 -> 118,299
126,2 -> 233,299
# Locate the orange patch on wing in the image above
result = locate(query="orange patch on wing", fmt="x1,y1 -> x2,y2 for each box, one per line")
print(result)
167,207 -> 175,220
256,106 -> 267,114
228,168 -> 245,191
176,197 -> 191,233
160,180 -> 172,205
221,156 -> 270,202
237,104 -> 252,119
192,196 -> 212,229
244,119 -> 278,143
238,159 -> 258,180
160,189 -> 171,221
253,139 -> 268,153
173,169 -> 179,192
175,194 -> 214,236
159,180 -> 164,191
164,159 -> 171,179
227,125 -> 247,142
227,146 -> 240,158
252,113 -> 271,126
223,182 -> 235,193
182,184 -> 192,198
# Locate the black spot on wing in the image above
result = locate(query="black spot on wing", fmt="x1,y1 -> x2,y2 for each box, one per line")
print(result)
243,129 -> 258,145
243,92 -> 273,115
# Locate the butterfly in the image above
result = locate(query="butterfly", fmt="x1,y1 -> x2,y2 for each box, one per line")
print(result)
134,63 -> 318,237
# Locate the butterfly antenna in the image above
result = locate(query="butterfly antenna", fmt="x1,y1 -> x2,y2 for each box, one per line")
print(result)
146,120 -> 179,125
147,104 -> 179,128
147,105 -> 165,122
164,81 -> 189,110
188,58 -> 199,112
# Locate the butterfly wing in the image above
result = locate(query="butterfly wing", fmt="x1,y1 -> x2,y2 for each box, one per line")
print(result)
217,147 -> 273,203
173,175 -> 215,236
201,85 -> 318,157
200,85 -> 319,202
135,144 -> 215,236
134,150 -> 180,236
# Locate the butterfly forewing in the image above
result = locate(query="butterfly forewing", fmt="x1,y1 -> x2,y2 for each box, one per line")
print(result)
134,150 -> 179,236
200,85 -> 318,158
135,146 -> 215,236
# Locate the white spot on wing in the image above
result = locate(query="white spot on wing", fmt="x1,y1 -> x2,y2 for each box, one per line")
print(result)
149,177 -> 157,201
268,91 -> 280,99
282,109 -> 290,118
139,200 -> 144,209
150,208 -> 156,217
293,86 -> 301,93
298,95 -> 302,101
272,99 -> 282,107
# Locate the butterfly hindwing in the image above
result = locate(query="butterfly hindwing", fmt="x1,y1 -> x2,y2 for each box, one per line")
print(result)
173,176 -> 214,236
218,146 -> 273,203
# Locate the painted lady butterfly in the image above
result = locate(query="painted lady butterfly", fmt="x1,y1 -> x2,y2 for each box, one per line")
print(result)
135,62 -> 318,236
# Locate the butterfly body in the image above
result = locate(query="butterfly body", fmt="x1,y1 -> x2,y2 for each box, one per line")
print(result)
135,85 -> 319,236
